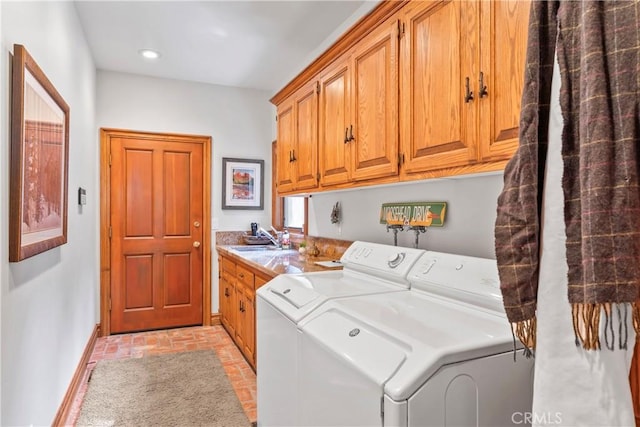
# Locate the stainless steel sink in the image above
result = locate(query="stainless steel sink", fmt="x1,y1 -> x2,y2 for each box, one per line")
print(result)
229,245 -> 279,252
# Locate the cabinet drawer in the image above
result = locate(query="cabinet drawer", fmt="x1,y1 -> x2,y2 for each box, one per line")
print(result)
236,264 -> 255,288
221,270 -> 235,284
221,257 -> 236,274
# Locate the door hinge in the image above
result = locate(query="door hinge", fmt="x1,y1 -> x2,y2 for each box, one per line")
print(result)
109,153 -> 112,166
109,298 -> 112,311
109,226 -> 112,239
316,81 -> 320,94
275,115 -> 278,122
380,396 -> 385,422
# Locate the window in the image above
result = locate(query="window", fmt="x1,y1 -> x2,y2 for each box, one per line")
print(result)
284,197 -> 305,229
273,195 -> 308,236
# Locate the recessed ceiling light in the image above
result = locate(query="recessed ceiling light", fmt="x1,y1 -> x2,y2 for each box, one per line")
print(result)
139,49 -> 161,60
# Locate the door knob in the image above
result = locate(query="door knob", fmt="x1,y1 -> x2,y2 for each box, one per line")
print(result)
194,221 -> 200,228
193,241 -> 201,248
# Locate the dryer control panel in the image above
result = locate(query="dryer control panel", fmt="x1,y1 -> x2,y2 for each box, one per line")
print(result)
340,241 -> 425,284
408,251 -> 504,313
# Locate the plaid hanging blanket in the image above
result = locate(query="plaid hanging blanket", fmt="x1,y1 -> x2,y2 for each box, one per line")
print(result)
495,0 -> 640,352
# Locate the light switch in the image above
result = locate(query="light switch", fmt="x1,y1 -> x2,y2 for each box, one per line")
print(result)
78,187 -> 87,205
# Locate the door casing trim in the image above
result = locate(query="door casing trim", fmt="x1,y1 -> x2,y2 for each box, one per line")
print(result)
99,128 -> 212,336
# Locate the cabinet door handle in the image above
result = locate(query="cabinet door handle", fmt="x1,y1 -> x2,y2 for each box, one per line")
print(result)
292,149 -> 297,162
348,125 -> 355,142
479,72 -> 488,98
224,288 -> 229,297
464,77 -> 474,103
344,127 -> 349,144
289,151 -> 293,162
238,273 -> 244,279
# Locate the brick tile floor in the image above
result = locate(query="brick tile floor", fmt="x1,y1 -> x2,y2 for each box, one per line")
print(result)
65,325 -> 256,425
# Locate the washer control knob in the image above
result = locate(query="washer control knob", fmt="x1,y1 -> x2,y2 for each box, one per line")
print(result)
387,252 -> 406,269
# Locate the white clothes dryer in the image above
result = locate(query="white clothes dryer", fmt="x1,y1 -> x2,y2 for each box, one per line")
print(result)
296,251 -> 535,427
256,241 -> 426,427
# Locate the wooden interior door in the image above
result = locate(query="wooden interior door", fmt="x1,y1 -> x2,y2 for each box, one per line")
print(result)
104,130 -> 210,334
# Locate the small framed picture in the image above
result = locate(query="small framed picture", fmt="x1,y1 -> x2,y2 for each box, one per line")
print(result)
221,157 -> 264,210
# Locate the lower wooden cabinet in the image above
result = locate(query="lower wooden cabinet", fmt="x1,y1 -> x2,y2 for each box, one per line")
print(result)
219,257 -> 236,338
218,253 -> 273,370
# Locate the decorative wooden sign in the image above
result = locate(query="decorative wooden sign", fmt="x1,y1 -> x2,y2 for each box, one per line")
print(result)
379,202 -> 447,227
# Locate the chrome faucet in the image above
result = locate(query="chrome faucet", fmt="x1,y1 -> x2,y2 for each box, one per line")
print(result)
258,227 -> 281,248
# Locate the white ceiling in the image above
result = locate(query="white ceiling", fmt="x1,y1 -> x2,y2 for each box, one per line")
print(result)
74,1 -> 368,93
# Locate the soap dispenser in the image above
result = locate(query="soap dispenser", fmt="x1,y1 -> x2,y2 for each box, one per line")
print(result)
281,229 -> 290,249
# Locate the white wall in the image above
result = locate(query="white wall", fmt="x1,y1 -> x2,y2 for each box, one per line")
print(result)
308,173 -> 504,259
273,0 -> 379,93
96,70 -> 274,312
1,2 -> 98,425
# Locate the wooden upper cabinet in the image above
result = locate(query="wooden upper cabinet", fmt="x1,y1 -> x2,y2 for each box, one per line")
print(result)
400,0 -> 478,175
350,17 -> 399,182
294,83 -> 319,190
478,0 -> 531,161
274,0 -> 530,194
276,100 -> 295,193
319,16 -> 400,187
400,0 -> 530,175
318,55 -> 351,186
276,81 -> 319,194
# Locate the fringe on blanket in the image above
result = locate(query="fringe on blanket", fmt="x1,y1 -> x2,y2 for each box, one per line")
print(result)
511,303 -> 640,355
512,317 -> 537,358
571,302 -> 640,351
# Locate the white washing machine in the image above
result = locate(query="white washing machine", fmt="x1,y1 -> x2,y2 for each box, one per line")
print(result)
256,241 -> 426,427
297,251 -> 535,427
